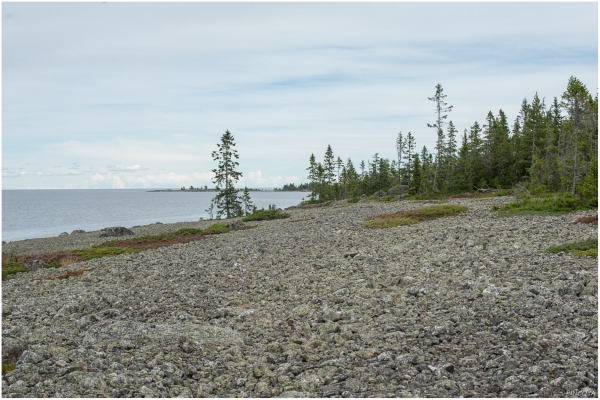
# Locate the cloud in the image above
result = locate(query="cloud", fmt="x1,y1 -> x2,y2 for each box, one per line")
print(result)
107,164 -> 149,172
242,170 -> 301,186
2,170 -> 28,178
125,172 -> 215,187
1,3 -> 596,190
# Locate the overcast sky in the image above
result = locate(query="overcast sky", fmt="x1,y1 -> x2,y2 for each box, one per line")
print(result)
2,2 -> 598,189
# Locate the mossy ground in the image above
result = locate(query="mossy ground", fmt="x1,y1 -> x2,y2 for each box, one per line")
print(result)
363,204 -> 469,229
242,209 -> 290,222
492,193 -> 596,213
2,223 -> 241,278
547,238 -> 598,258
2,364 -> 16,375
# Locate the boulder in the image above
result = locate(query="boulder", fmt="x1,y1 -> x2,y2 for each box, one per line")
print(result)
24,260 -> 47,270
71,230 -> 85,235
227,220 -> 246,229
99,226 -> 135,238
371,190 -> 387,198
388,185 -> 409,195
58,232 -> 69,237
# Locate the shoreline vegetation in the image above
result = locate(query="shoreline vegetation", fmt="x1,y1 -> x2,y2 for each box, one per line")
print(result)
3,196 -> 596,279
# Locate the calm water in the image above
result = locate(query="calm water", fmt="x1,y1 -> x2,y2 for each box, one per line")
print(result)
2,189 -> 308,242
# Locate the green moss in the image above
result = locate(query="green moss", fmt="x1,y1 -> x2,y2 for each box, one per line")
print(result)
364,204 -> 468,229
70,247 -> 140,261
493,193 -> 595,213
547,238 -> 598,258
200,223 -> 231,235
2,364 -> 16,375
242,209 -> 290,222
2,261 -> 29,276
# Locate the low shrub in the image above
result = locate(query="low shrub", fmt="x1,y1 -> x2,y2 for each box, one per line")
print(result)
493,193 -> 594,213
547,238 -> 598,258
242,207 -> 290,222
2,364 -> 16,375
347,197 -> 361,204
364,204 -> 468,229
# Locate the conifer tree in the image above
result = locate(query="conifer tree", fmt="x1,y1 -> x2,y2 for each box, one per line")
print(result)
240,187 -> 255,216
427,84 -> 453,191
561,76 -> 590,194
409,153 -> 421,195
306,154 -> 318,201
396,131 -> 406,184
405,132 -> 417,187
207,130 -> 243,219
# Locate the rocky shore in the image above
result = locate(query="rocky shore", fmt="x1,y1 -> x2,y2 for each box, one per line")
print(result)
2,197 -> 598,398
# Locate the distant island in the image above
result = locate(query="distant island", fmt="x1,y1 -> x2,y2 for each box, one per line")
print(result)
149,184 -> 310,192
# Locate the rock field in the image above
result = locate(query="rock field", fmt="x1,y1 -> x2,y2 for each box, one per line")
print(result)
2,197 -> 598,398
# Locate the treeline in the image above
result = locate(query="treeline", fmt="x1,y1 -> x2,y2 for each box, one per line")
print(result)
306,77 -> 598,205
275,183 -> 310,191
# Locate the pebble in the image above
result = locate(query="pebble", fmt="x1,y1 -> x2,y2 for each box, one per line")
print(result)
1,197 -> 597,397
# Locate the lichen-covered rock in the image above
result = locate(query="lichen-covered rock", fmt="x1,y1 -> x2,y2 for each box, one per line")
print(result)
99,226 -> 134,237
1,197 -> 597,397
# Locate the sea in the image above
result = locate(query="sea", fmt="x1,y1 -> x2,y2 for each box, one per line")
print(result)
2,189 -> 308,242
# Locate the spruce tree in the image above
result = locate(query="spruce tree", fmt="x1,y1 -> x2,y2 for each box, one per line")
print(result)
207,130 -> 243,219
427,84 -> 453,191
306,154 -> 320,201
405,132 -> 416,187
240,187 -> 255,216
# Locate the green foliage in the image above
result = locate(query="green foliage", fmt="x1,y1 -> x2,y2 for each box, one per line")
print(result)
493,193 -> 594,213
208,130 -> 244,219
2,364 -> 16,375
200,223 -> 231,235
577,156 -> 598,207
302,77 -> 596,203
347,197 -> 361,204
70,247 -> 140,261
364,204 -> 468,229
547,238 -> 598,258
2,261 -> 29,276
242,206 -> 291,222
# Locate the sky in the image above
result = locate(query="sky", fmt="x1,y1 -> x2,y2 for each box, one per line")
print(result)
2,2 -> 598,189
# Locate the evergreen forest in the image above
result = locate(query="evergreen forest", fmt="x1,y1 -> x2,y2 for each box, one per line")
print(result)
303,77 -> 598,208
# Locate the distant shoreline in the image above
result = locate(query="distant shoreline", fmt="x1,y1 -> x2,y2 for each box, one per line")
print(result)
147,189 -> 310,193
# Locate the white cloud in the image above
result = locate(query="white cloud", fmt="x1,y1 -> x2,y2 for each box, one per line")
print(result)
112,175 -> 125,189
107,164 -> 148,172
242,170 -> 301,186
92,173 -> 106,182
126,172 -> 215,187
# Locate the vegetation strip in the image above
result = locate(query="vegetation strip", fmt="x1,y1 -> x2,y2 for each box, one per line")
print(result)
363,204 -> 468,229
2,223 -> 243,278
547,238 -> 598,258
491,193 -> 596,214
242,207 -> 290,221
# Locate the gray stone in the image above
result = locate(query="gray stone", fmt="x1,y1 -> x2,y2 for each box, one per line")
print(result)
24,259 -> 47,270
99,226 -> 135,238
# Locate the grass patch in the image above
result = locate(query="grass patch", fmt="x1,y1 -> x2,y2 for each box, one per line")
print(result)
2,364 -> 16,375
3,222 -> 247,279
363,204 -> 469,229
547,238 -> 598,258
242,208 -> 290,222
97,224 -> 235,250
347,197 -> 361,204
492,193 -> 595,213
2,247 -> 140,279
